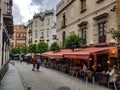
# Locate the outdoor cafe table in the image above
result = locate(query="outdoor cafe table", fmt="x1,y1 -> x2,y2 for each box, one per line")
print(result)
97,73 -> 109,85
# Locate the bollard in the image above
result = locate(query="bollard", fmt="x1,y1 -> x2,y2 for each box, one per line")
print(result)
27,86 -> 31,90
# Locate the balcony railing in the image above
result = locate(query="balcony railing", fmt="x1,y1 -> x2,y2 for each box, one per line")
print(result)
61,20 -> 66,28
3,13 -> 13,35
28,29 -> 32,34
40,36 -> 44,38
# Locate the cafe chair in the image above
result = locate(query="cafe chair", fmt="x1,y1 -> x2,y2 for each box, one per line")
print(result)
86,71 -> 95,84
108,76 -> 120,90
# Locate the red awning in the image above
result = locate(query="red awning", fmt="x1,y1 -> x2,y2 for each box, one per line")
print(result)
41,51 -> 53,57
49,49 -> 72,59
64,51 -> 89,60
64,47 -> 115,60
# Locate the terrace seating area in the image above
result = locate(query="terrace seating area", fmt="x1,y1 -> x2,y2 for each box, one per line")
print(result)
42,58 -> 120,90
41,47 -> 120,90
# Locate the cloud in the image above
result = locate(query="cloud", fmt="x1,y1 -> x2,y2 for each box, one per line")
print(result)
12,2 -> 24,24
31,0 -> 61,11
13,0 -> 61,24
31,0 -> 44,6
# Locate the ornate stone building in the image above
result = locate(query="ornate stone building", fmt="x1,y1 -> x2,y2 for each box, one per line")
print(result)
0,0 -> 13,80
27,9 -> 57,46
56,0 -> 118,47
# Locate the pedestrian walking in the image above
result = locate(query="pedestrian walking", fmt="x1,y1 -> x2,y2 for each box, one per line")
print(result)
32,56 -> 37,71
20,57 -> 23,63
36,57 -> 42,71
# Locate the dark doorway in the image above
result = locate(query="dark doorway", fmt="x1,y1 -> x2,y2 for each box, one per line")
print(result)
62,31 -> 66,47
97,53 -> 108,70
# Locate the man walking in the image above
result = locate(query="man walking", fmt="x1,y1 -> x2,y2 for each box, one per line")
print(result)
36,57 -> 42,71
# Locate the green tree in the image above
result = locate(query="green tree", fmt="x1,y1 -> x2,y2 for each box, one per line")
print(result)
64,33 -> 82,51
108,28 -> 120,45
11,47 -> 21,54
37,41 -> 48,53
29,43 -> 37,54
20,46 -> 29,54
50,42 -> 60,51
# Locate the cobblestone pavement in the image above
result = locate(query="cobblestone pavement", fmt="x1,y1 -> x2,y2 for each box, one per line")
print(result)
16,62 -> 112,90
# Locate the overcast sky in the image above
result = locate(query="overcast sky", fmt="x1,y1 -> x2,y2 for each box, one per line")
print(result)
12,0 -> 61,25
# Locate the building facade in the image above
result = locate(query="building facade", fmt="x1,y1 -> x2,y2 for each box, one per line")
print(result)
56,0 -> 118,47
117,0 -> 120,26
0,0 -> 13,80
27,20 -> 33,45
27,9 -> 57,46
13,25 -> 27,47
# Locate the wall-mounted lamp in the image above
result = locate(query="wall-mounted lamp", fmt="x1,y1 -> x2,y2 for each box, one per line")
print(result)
111,5 -> 117,12
90,58 -> 92,61
107,60 -> 110,64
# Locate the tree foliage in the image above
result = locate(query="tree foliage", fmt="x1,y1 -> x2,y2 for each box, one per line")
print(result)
64,33 -> 82,51
37,41 -> 48,53
50,42 -> 60,51
108,28 -> 120,45
20,46 -> 29,54
11,47 -> 21,54
29,43 -> 37,53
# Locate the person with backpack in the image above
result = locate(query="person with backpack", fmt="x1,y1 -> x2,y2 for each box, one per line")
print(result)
36,57 -> 42,71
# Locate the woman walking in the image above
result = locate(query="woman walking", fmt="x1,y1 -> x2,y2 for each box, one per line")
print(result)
32,56 -> 37,71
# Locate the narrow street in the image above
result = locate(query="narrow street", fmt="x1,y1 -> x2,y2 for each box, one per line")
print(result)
15,61 -> 112,90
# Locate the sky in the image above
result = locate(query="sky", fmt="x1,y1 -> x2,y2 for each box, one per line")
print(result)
12,0 -> 61,25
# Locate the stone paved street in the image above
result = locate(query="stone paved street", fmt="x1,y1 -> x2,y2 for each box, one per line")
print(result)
0,63 -> 25,90
15,62 -> 113,90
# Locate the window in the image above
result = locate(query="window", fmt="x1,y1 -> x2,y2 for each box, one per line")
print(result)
18,34 -> 20,37
98,22 -> 106,43
41,32 -> 44,38
47,18 -> 50,25
41,21 -> 44,26
81,27 -> 86,45
47,31 -> 49,37
70,7 -> 74,18
4,3 -> 12,14
35,20 -> 37,27
52,35 -> 56,39
35,30 -> 38,38
96,0 -> 104,3
62,31 -> 66,47
61,13 -> 66,28
17,33 -> 19,37
70,31 -> 74,34
80,0 -> 86,13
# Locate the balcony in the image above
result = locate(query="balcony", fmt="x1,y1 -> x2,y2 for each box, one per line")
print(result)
3,13 -> 13,35
28,39 -> 32,43
40,36 -> 44,39
61,20 -> 66,28
52,35 -> 56,40
28,29 -> 32,34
